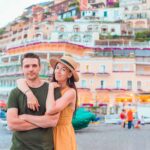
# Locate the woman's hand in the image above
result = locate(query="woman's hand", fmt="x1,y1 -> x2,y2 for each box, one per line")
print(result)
26,90 -> 40,111
49,82 -> 60,89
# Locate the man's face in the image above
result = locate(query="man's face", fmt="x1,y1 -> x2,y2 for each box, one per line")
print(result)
22,58 -> 41,81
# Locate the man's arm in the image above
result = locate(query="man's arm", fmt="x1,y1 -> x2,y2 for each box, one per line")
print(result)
19,113 -> 60,128
7,108 -> 38,131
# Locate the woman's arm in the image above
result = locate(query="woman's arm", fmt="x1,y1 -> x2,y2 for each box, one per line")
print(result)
46,83 -> 76,115
16,78 -> 40,111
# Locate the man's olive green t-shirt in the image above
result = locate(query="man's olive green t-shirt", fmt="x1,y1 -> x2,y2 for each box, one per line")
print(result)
7,82 -> 61,150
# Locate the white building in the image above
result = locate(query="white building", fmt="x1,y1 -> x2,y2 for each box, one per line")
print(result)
120,0 -> 147,7
81,8 -> 124,22
50,20 -> 125,46
120,0 -> 150,29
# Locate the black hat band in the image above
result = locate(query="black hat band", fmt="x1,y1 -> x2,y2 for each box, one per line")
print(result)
61,59 -> 75,70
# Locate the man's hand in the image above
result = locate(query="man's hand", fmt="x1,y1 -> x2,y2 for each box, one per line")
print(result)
7,108 -> 38,131
18,113 -> 60,128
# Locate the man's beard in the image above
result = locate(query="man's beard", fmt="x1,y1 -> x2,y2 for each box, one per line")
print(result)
26,73 -> 39,81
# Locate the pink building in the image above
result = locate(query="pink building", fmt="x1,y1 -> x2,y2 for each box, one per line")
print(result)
107,0 -> 119,6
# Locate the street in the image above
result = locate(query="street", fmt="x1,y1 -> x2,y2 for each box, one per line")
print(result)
1,123 -> 150,150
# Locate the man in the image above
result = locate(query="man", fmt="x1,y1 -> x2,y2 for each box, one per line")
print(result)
7,53 -> 61,150
127,105 -> 133,129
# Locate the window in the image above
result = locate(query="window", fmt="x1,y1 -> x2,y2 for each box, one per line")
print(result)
100,80 -> 105,89
81,80 -> 87,88
70,35 -> 81,42
127,80 -> 132,90
91,79 -> 94,86
100,65 -> 106,73
137,81 -> 142,90
82,12 -> 85,16
87,25 -> 92,32
115,80 -> 121,89
72,10 -> 76,16
123,64 -> 130,71
73,25 -> 80,32
83,35 -> 92,42
104,11 -> 107,17
101,28 -> 107,33
111,28 -> 115,32
86,65 -> 89,72
113,65 -> 118,71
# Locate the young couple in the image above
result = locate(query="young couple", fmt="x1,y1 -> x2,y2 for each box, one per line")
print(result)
7,53 -> 79,150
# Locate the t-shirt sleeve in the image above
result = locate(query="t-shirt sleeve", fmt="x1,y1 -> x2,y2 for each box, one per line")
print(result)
7,88 -> 19,109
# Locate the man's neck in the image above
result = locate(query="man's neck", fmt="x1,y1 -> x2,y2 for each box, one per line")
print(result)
26,78 -> 44,88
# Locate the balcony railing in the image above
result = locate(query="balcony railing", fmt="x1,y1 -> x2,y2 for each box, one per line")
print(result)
111,88 -> 128,91
95,72 -> 110,76
136,62 -> 150,65
77,87 -> 90,90
81,72 -> 95,76
113,70 -> 134,73
0,72 -> 23,77
136,73 -> 150,76
95,88 -> 111,91
137,89 -> 143,92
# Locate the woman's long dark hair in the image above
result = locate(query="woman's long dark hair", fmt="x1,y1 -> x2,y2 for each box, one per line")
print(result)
51,64 -> 78,117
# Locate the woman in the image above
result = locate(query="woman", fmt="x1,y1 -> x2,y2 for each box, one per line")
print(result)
120,109 -> 126,128
17,56 -> 79,150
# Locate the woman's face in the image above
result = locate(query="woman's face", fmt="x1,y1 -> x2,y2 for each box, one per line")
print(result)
54,63 -> 72,82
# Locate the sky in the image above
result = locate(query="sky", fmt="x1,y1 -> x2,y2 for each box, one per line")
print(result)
0,0 -> 49,28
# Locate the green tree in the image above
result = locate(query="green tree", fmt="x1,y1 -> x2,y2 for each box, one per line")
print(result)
63,18 -> 74,22
135,30 -> 150,42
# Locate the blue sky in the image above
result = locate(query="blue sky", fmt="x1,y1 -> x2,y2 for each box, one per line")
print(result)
0,0 -> 49,28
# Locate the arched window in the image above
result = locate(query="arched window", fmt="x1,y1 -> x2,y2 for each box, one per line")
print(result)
70,34 -> 81,42
132,5 -> 140,11
83,35 -> 92,42
101,25 -> 108,33
87,25 -> 93,31
56,25 -> 65,32
73,25 -> 80,32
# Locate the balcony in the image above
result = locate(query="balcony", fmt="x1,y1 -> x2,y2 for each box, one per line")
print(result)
113,70 -> 134,73
81,72 -> 95,76
136,73 -> 150,76
96,72 -> 110,76
0,72 -> 23,77
137,89 -> 143,92
136,57 -> 150,65
136,61 -> 150,65
111,88 -> 128,91
77,87 -> 90,90
95,88 -> 111,91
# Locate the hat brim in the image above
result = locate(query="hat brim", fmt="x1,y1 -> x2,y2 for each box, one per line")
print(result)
50,57 -> 79,82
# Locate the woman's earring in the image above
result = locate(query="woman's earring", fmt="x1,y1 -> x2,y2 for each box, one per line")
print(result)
68,78 -> 71,84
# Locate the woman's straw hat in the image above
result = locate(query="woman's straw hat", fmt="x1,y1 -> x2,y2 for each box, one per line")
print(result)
50,56 -> 79,82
